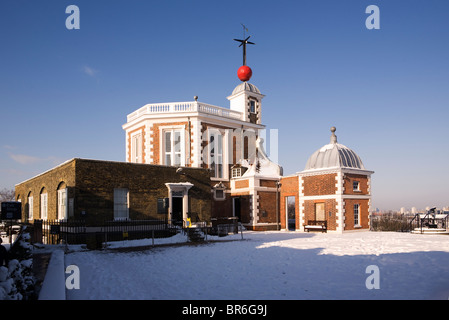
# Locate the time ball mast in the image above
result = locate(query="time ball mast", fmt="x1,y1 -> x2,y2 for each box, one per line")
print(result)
233,35 -> 255,82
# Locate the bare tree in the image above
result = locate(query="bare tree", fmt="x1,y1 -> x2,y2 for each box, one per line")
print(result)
0,188 -> 15,202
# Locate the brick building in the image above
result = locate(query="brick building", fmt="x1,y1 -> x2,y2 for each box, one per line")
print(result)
14,79 -> 282,230
280,127 -> 374,233
15,158 -> 211,225
14,84 -> 372,233
122,79 -> 282,230
13,40 -> 372,232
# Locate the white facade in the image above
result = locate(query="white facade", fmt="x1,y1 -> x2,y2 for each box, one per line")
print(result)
122,83 -> 267,177
122,81 -> 283,230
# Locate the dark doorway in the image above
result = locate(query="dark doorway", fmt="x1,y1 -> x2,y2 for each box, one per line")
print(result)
172,197 -> 183,224
286,196 -> 296,231
233,198 -> 241,221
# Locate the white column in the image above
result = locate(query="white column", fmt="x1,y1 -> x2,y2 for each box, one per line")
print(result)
298,175 -> 305,232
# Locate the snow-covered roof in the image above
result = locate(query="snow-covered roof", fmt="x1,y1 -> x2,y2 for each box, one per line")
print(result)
241,137 -> 282,178
304,127 -> 365,171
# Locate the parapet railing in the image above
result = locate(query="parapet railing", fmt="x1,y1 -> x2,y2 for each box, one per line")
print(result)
127,101 -> 242,122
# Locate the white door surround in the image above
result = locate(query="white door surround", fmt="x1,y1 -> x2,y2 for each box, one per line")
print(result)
165,182 -> 193,225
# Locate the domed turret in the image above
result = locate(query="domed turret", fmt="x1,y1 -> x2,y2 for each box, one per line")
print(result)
304,127 -> 365,171
231,82 -> 261,96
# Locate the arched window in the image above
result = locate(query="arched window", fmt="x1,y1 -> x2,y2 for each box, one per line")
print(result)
27,191 -> 33,221
40,187 -> 48,220
57,182 -> 68,220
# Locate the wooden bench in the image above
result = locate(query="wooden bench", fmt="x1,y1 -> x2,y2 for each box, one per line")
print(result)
304,220 -> 327,233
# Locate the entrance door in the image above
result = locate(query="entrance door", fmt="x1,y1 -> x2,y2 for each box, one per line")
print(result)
233,198 -> 241,221
172,197 -> 183,225
315,203 -> 325,221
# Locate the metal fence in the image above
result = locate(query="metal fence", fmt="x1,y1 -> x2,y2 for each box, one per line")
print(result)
34,218 -> 178,246
31,216 -> 242,248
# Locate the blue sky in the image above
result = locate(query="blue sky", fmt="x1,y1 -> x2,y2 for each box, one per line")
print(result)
1,0 -> 448,211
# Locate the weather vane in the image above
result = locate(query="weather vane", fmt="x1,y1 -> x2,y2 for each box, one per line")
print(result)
234,24 -> 255,82
233,24 -> 255,66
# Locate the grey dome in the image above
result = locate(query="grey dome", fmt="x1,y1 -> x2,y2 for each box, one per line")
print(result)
231,82 -> 261,96
304,128 -> 365,171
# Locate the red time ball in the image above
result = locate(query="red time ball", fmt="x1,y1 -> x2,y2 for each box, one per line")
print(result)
237,65 -> 252,82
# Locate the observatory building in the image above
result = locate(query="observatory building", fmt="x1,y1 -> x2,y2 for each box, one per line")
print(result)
15,34 -> 373,233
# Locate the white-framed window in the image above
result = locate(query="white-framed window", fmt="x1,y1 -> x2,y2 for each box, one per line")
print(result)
131,132 -> 143,163
232,167 -> 242,178
209,130 -> 223,178
28,196 -> 33,221
58,189 -> 68,220
40,193 -> 48,220
114,188 -> 129,220
354,203 -> 360,226
353,181 -> 360,191
214,189 -> 225,200
213,182 -> 226,201
163,129 -> 184,166
250,100 -> 256,113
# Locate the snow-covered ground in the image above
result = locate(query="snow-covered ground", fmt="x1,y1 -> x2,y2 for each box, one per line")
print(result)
40,231 -> 449,300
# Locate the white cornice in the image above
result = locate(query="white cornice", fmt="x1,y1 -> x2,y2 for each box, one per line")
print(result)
297,167 -> 374,177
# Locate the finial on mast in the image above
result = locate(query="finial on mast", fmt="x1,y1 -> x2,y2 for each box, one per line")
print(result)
330,126 -> 338,144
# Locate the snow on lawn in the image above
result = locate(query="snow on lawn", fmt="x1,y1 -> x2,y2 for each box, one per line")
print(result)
63,231 -> 449,300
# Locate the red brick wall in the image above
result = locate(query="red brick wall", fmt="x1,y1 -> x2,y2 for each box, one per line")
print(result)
303,199 -> 338,231
235,180 -> 249,189
258,191 -> 277,224
303,174 -> 337,196
239,195 -> 251,224
127,126 -> 146,163
280,176 -> 299,229
260,180 -> 277,188
343,199 -> 370,230
343,174 -> 369,195
211,196 -> 232,218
